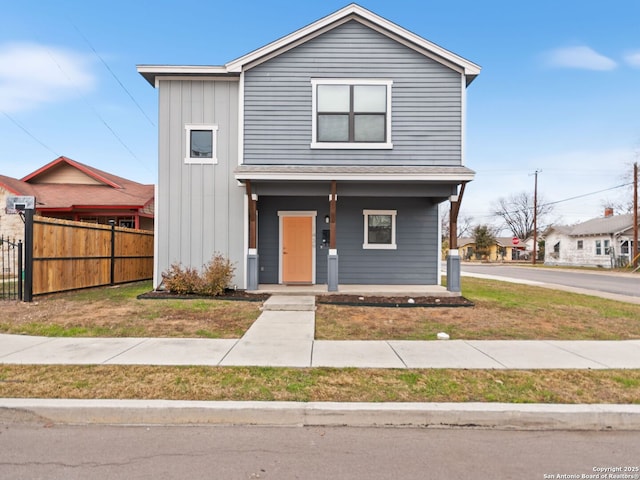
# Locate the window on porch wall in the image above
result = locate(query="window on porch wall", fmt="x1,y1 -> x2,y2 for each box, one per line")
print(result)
363,210 -> 396,250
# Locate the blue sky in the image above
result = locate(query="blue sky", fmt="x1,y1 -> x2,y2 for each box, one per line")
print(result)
1,0 -> 639,230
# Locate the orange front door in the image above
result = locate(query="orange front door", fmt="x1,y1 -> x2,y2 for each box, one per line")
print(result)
282,215 -> 313,284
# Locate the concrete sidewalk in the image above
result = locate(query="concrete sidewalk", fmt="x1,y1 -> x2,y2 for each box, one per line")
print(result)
2,295 -> 640,430
3,334 -> 640,369
1,295 -> 639,369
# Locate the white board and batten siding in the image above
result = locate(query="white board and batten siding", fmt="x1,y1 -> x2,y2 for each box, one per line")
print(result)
156,79 -> 245,288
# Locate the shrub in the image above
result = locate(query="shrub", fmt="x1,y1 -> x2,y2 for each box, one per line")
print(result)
200,254 -> 236,296
162,263 -> 204,295
161,254 -> 235,296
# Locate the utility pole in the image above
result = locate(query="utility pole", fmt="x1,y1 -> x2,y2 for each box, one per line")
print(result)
531,169 -> 541,265
634,162 -> 638,269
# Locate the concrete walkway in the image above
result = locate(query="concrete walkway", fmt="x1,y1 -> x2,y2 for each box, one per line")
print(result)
2,295 -> 639,369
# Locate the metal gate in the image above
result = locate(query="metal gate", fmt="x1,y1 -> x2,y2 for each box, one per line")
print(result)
0,235 -> 23,301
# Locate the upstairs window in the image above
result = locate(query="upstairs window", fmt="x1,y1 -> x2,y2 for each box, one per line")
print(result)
311,79 -> 392,149
185,124 -> 218,164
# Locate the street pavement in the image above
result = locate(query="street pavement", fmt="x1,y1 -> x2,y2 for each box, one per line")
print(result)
2,292 -> 640,429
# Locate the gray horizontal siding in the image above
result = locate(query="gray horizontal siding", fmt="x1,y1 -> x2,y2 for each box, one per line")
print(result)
243,20 -> 462,167
256,194 -> 438,286
157,79 -> 245,287
336,197 -> 438,284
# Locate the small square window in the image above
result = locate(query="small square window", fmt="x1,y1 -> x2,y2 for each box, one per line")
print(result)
363,209 -> 397,250
577,240 -> 583,250
185,124 -> 218,164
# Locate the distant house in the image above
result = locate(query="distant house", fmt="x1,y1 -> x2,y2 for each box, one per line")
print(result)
0,156 -> 154,242
138,4 -> 481,291
458,237 -> 528,262
544,209 -> 637,268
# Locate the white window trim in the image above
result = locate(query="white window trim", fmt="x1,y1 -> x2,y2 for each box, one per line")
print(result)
185,124 -> 218,164
363,209 -> 397,250
310,78 -> 393,150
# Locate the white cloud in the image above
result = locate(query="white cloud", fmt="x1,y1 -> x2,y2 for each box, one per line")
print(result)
0,42 -> 95,113
544,46 -> 617,71
623,50 -> 640,68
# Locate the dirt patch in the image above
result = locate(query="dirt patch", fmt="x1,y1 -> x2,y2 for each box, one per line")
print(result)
0,283 -> 264,338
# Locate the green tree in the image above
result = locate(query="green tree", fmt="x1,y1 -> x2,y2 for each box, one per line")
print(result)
473,225 -> 496,260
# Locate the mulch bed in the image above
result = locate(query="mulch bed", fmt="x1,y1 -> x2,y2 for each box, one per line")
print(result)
316,295 -> 474,308
138,289 -> 474,307
137,289 -> 270,302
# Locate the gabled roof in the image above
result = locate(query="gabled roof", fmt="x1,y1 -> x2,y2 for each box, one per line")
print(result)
138,3 -> 480,86
22,156 -> 122,188
1,157 -> 154,212
0,174 -> 36,196
547,213 -> 636,237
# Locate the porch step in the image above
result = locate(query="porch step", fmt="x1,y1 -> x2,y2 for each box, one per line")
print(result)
262,295 -> 316,312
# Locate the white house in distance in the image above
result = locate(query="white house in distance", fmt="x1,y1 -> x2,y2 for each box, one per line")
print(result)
544,209 -> 637,268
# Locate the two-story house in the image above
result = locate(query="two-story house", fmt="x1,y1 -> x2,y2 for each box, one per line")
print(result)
138,3 -> 480,292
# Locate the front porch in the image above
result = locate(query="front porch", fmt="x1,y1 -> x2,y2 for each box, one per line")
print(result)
237,167 -> 472,294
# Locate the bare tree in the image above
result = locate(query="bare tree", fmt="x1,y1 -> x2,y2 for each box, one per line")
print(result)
440,208 -> 473,243
601,160 -> 639,214
492,192 -> 554,239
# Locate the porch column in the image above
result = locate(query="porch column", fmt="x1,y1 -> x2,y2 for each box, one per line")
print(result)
447,182 -> 466,293
246,181 -> 259,291
327,180 -> 339,291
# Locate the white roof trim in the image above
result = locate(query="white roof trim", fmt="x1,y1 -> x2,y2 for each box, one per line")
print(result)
225,4 -> 480,77
137,65 -> 228,75
234,172 -> 476,182
138,5 -> 480,87
136,65 -> 234,86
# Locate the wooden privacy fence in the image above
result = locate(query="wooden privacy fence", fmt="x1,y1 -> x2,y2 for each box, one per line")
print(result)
28,215 -> 153,297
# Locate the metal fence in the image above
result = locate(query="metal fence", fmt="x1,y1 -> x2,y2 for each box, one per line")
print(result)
0,235 -> 23,301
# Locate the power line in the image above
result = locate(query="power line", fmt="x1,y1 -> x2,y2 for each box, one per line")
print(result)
45,47 -> 152,174
462,182 -> 633,219
69,21 -> 156,128
1,111 -> 60,157
543,182 -> 632,207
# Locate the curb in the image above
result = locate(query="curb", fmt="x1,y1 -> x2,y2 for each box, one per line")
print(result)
2,399 -> 640,430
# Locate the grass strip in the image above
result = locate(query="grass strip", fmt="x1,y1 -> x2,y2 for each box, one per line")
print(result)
1,365 -> 639,404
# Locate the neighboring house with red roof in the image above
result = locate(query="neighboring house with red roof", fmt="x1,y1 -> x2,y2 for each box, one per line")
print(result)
544,209 -> 637,268
1,156 -> 154,241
